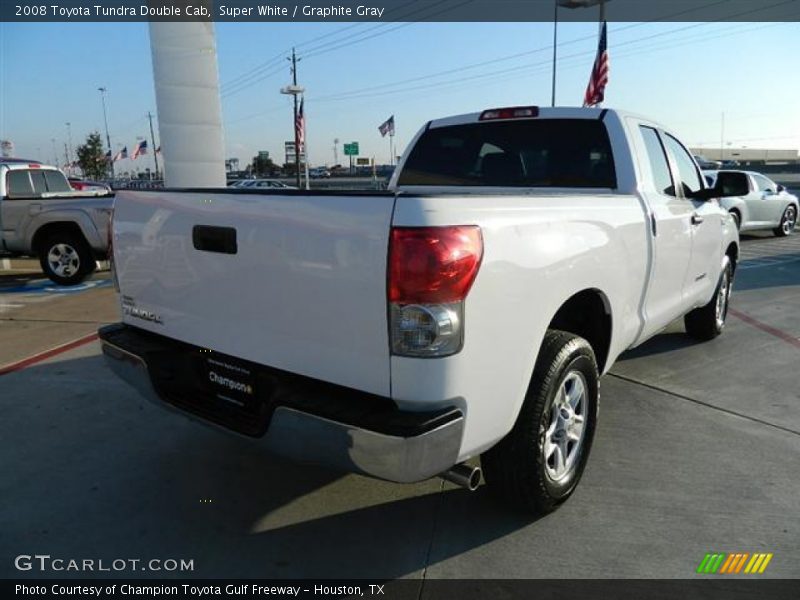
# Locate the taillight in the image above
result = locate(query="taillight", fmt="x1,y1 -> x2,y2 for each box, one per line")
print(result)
108,209 -> 119,292
388,226 -> 482,357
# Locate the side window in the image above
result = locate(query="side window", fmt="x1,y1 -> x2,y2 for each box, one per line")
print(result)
663,134 -> 703,197
639,126 -> 674,196
44,170 -> 72,193
30,170 -> 47,195
752,174 -> 775,193
5,170 -> 34,198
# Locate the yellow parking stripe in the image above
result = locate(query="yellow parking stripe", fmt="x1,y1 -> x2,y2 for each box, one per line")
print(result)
757,554 -> 773,574
744,554 -> 760,573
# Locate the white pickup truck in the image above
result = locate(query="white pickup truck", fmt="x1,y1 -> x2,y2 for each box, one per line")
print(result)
100,107 -> 739,513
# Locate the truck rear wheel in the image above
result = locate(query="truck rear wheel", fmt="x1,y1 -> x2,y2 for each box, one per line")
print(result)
38,232 -> 93,286
481,330 -> 599,514
684,256 -> 733,341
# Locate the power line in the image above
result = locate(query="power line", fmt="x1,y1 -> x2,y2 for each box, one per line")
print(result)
220,1 -> 473,100
308,13 -> 796,105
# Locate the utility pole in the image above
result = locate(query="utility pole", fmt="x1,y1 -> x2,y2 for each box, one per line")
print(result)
289,48 -> 301,188
147,111 -> 160,180
333,138 -> 339,166
65,122 -> 73,164
64,143 -> 69,169
98,87 -> 114,178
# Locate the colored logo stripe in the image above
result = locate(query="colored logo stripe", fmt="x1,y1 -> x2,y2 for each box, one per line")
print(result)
698,552 -> 773,574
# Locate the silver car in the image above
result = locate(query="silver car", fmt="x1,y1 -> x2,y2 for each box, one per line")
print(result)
704,170 -> 798,236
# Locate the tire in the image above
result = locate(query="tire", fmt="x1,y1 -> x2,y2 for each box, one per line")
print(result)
729,210 -> 741,231
684,255 -> 733,341
773,205 -> 797,237
481,330 -> 599,514
38,232 -> 93,286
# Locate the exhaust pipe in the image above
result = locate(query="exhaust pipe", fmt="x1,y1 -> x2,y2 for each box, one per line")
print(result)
440,463 -> 482,491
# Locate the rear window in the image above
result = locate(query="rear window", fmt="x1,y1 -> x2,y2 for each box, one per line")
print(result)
6,170 -> 34,197
398,118 -> 616,188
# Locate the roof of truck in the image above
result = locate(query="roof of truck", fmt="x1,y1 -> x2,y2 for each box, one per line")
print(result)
427,106 -> 658,130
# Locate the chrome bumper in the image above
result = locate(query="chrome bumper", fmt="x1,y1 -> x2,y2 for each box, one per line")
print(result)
99,326 -> 464,484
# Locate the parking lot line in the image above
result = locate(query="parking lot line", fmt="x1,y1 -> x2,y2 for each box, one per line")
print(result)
0,332 -> 99,376
729,307 -> 800,351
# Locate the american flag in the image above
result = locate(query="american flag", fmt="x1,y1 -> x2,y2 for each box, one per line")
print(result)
132,140 -> 147,159
112,146 -> 128,162
295,98 -> 305,149
379,115 -> 395,137
583,21 -> 609,107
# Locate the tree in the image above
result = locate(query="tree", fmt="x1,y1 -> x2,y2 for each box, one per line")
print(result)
251,153 -> 277,177
76,132 -> 108,180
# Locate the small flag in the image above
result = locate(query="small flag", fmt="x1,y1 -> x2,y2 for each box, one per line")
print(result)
97,151 -> 112,163
295,99 -> 305,149
132,140 -> 148,159
379,115 -> 395,138
113,146 -> 128,162
583,21 -> 609,107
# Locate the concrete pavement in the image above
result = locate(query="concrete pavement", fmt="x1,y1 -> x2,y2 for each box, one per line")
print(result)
1,232 -> 798,582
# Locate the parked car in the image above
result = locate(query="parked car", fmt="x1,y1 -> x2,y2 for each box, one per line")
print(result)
236,178 -> 297,190
68,177 -> 112,193
694,154 -> 722,170
0,161 -> 114,284
100,106 -> 740,513
309,167 -> 331,178
704,170 -> 798,236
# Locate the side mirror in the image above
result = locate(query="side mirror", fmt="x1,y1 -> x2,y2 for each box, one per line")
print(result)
777,184 -> 785,193
689,187 -> 728,201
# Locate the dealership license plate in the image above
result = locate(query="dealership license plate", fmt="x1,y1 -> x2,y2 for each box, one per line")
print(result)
202,355 -> 258,409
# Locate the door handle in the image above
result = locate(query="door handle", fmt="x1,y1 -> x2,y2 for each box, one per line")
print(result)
691,213 -> 704,225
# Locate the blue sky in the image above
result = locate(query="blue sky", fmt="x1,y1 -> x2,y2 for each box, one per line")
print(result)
1,20 -> 798,171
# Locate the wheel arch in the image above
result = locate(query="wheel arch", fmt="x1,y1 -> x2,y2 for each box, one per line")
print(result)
31,221 -> 89,255
546,288 -> 613,374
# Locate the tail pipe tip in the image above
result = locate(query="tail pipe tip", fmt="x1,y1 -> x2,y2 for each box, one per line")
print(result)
439,463 -> 482,491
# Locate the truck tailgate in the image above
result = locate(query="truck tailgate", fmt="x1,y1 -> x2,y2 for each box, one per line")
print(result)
112,189 -> 396,396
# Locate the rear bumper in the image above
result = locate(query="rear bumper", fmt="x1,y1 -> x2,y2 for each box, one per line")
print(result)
98,324 -> 464,483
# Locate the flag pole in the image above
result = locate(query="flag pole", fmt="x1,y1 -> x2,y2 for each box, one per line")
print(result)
389,131 -> 394,167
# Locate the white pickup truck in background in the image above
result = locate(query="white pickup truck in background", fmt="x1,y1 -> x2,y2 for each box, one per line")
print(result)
100,107 -> 740,513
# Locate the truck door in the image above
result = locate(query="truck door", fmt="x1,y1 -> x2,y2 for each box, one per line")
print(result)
749,173 -> 784,224
1,169 -> 37,249
661,133 -> 722,308
634,125 -> 694,340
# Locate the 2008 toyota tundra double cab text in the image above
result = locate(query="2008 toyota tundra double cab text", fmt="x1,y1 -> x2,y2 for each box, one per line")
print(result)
100,107 -> 740,513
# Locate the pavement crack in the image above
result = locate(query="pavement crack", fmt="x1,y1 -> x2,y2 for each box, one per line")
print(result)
418,479 -> 445,600
609,372 -> 800,437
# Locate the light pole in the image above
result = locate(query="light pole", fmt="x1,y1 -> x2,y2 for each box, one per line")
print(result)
551,0 -> 610,106
65,122 -> 73,165
50,138 -> 58,166
98,87 -> 114,178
